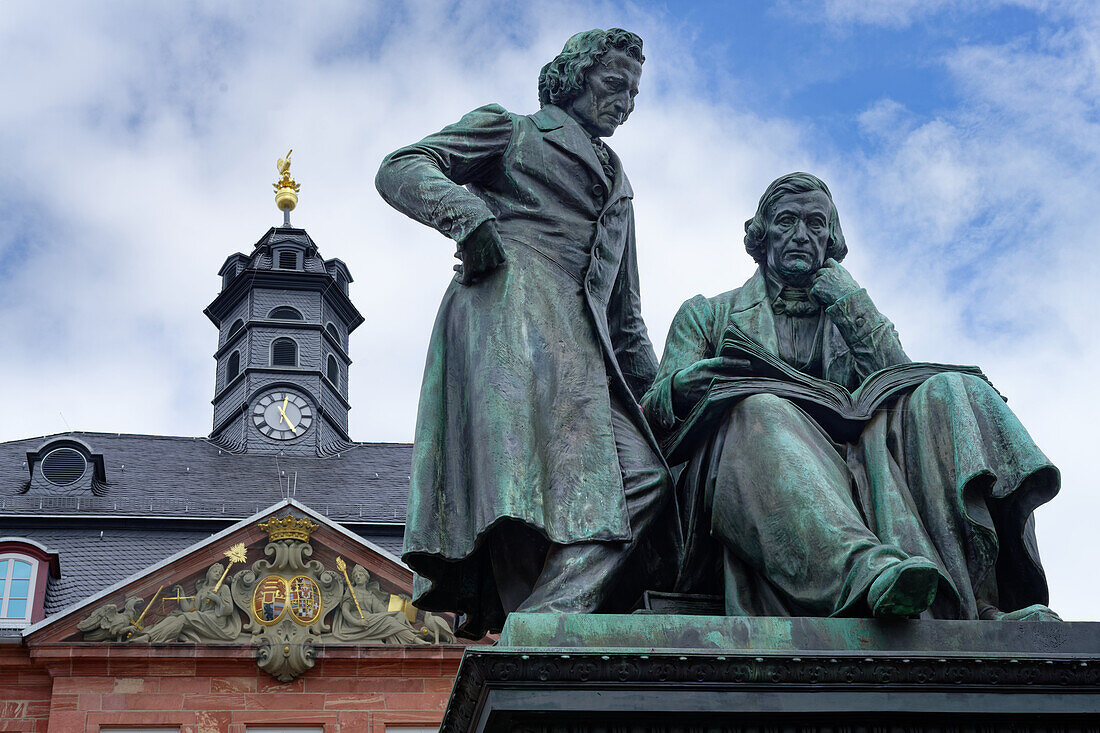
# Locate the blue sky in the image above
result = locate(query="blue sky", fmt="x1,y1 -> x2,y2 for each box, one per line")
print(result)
1,0 -> 1097,617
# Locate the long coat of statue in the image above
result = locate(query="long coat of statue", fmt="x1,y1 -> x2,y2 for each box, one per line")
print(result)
376,103 -> 665,632
643,268 -> 1058,619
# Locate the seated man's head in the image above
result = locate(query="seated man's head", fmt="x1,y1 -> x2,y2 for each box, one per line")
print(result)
538,28 -> 644,139
744,172 -> 847,287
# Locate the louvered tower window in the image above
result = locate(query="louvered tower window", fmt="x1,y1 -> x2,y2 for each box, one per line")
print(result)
271,338 -> 298,367
335,270 -> 347,293
226,351 -> 240,383
268,306 -> 303,320
325,322 -> 340,343
327,355 -> 339,386
227,319 -> 244,338
277,250 -> 299,270
40,447 -> 87,486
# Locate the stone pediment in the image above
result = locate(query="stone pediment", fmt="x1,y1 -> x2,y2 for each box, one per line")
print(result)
24,499 -> 457,681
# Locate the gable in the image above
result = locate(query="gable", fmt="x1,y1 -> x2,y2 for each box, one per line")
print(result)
23,500 -> 457,681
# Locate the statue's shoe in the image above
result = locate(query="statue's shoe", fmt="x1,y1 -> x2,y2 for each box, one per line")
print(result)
867,557 -> 940,618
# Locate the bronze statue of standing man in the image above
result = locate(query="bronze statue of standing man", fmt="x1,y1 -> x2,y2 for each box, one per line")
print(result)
376,29 -> 676,638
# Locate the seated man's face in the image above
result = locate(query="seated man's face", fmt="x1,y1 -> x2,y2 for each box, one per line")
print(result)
764,190 -> 832,286
565,48 -> 642,139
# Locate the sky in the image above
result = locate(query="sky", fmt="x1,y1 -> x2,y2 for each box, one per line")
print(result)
1,0 -> 1097,619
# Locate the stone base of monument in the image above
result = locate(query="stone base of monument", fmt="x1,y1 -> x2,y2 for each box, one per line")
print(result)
441,613 -> 1100,732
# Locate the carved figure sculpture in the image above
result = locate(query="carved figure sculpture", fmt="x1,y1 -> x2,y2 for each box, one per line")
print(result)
376,28 -> 677,637
131,563 -> 243,643
642,172 -> 1060,621
419,611 -> 457,644
330,565 -> 426,644
76,596 -> 143,641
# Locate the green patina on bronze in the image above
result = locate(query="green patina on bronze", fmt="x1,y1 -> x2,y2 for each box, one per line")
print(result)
641,172 -> 1060,622
376,29 -> 678,638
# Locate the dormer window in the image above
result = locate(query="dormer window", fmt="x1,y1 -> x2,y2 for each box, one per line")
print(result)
276,249 -> 300,270
268,306 -> 303,321
271,338 -> 298,367
0,539 -> 59,628
0,556 -> 33,626
40,447 -> 87,487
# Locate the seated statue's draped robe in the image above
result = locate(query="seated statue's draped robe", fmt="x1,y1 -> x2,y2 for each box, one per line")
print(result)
642,268 -> 1059,618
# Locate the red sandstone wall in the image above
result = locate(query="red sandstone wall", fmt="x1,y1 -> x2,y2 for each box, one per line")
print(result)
16,643 -> 463,733
0,644 -> 51,732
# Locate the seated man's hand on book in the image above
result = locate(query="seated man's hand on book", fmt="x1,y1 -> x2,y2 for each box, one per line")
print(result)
671,356 -> 753,418
810,258 -> 861,306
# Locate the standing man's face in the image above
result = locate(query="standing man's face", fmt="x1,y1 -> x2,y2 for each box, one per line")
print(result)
564,48 -> 642,139
764,190 -> 833,287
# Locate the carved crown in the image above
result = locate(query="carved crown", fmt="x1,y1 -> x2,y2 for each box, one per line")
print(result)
258,513 -> 319,543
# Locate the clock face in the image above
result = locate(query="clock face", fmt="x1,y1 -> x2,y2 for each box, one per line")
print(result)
252,390 -> 314,440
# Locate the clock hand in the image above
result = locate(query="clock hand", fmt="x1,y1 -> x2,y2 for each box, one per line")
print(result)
277,405 -> 298,434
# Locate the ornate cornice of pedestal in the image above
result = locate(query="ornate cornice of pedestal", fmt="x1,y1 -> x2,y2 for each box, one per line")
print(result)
442,614 -> 1100,732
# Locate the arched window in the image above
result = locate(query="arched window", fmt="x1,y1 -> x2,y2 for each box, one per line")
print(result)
268,306 -> 303,321
327,355 -> 340,386
0,556 -> 34,625
325,322 -> 340,343
277,249 -> 299,270
226,351 -> 240,383
227,319 -> 244,339
271,338 -> 298,367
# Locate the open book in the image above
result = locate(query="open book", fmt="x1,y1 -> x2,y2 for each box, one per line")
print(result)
660,323 -> 991,464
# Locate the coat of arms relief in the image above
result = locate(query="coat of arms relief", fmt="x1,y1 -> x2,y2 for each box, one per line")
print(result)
76,512 -> 456,681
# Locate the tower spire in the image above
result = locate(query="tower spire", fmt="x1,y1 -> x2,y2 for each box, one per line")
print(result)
273,149 -> 301,227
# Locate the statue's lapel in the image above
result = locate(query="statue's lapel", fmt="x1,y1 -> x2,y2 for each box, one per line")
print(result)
533,105 -> 610,186
602,144 -> 634,203
727,269 -> 779,355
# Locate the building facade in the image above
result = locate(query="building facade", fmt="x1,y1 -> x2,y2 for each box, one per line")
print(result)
0,220 -> 474,732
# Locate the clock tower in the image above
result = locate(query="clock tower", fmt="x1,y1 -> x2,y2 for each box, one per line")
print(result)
204,154 -> 364,456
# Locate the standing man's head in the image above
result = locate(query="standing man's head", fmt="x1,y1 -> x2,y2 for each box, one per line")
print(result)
744,172 -> 847,287
538,28 -> 644,139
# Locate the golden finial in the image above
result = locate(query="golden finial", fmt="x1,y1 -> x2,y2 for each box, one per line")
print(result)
273,149 -> 300,225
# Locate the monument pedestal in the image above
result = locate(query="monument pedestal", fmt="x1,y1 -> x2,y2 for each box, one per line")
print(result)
442,614 -> 1100,732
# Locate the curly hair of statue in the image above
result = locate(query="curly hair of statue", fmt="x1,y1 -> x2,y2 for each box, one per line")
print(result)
538,28 -> 645,108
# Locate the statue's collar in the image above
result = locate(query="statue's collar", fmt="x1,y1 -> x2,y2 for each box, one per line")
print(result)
531,104 -> 573,131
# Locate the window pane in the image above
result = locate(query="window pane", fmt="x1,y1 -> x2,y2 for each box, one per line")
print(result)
0,559 -> 7,577
10,579 -> 29,598
12,561 -> 31,579
5,598 -> 26,618
0,578 -> 5,598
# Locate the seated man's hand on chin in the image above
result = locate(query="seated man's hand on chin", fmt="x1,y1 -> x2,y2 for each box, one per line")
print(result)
810,257 -> 861,307
671,356 -> 753,418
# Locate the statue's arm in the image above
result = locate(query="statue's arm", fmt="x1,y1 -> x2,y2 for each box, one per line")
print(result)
607,211 -> 659,400
825,288 -> 910,379
640,295 -> 716,438
375,103 -> 515,245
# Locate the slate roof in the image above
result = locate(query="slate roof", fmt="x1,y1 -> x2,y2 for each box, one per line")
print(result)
0,431 -> 412,523
0,432 -> 412,623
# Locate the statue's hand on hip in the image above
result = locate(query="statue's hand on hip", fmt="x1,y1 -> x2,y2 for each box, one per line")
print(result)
671,356 -> 753,418
810,258 -> 861,306
455,220 -> 507,285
